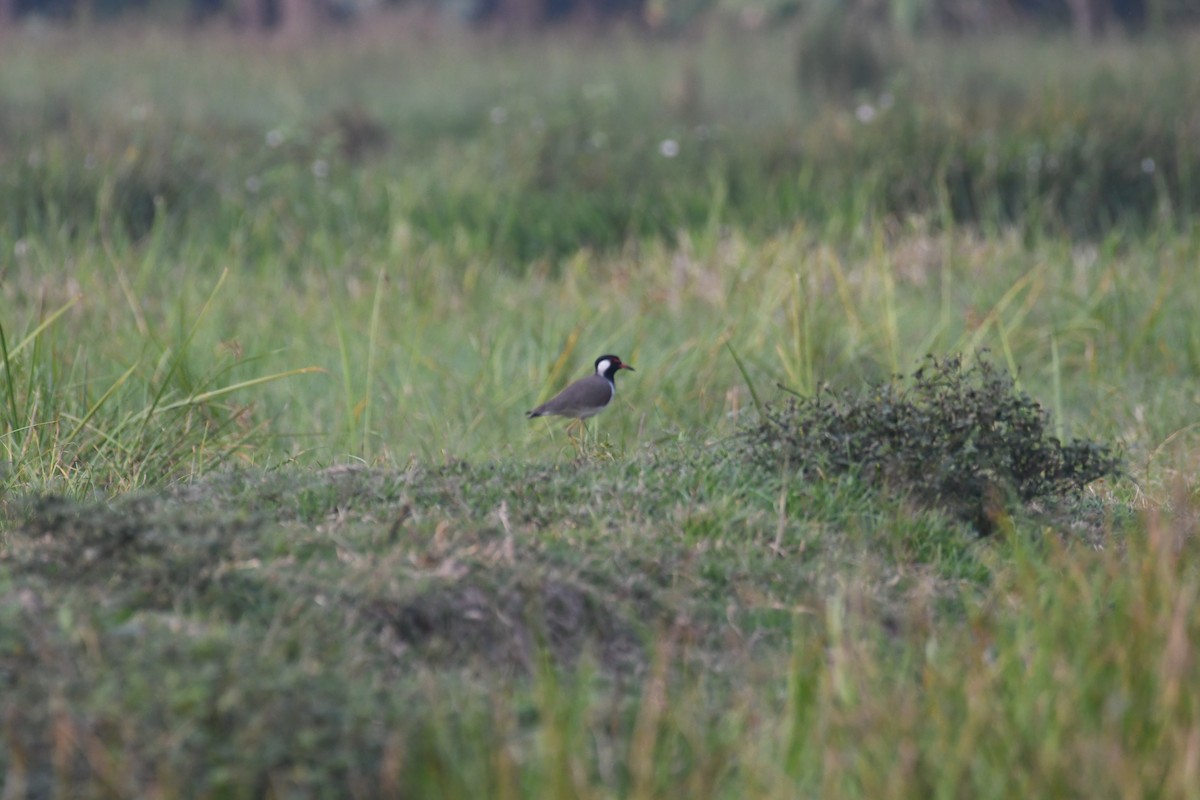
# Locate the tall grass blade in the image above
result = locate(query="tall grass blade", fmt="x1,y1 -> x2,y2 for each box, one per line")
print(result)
726,340 -> 767,419
135,267 -> 230,441
1051,334 -> 1064,442
151,367 -> 326,413
996,316 -> 1020,390
7,296 -> 79,361
329,277 -> 359,455
957,266 -> 1042,356
362,267 -> 388,463
64,361 -> 140,444
0,320 -> 18,428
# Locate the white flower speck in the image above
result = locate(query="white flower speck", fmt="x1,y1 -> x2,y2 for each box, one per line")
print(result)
244,176 -> 262,193
490,106 -> 507,125
266,129 -> 284,148
1141,157 -> 1156,174
659,139 -> 680,158
312,160 -> 329,179
855,104 -> 876,123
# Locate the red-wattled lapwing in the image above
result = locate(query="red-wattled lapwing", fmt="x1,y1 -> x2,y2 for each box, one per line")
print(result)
527,354 -> 634,441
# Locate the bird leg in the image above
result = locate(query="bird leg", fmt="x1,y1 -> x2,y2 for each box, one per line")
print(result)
565,418 -> 590,454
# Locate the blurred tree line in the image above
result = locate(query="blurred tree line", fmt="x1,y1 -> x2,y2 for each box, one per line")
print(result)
0,0 -> 1194,36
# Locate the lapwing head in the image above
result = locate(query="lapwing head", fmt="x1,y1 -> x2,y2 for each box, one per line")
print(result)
594,354 -> 634,381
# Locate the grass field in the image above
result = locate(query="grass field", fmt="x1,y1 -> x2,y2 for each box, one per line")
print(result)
2,20 -> 1200,798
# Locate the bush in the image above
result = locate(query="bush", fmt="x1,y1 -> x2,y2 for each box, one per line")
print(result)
740,355 -> 1121,533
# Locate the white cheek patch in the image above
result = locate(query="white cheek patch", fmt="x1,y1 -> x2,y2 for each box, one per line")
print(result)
595,358 -> 612,375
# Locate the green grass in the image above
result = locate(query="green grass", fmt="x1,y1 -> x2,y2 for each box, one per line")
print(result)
2,22 -> 1200,798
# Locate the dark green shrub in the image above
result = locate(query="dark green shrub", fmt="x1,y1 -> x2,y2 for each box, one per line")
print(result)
795,6 -> 901,97
740,355 -> 1121,533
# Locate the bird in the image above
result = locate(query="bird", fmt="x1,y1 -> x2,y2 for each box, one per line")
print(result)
527,354 -> 635,434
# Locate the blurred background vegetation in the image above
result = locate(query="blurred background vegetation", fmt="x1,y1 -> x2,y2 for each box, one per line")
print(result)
2,0 -> 1198,36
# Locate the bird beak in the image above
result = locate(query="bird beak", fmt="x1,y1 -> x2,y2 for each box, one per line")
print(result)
621,364 -> 635,371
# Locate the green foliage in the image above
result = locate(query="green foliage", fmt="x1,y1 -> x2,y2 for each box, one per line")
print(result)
742,355 -> 1121,532
0,269 -> 320,495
